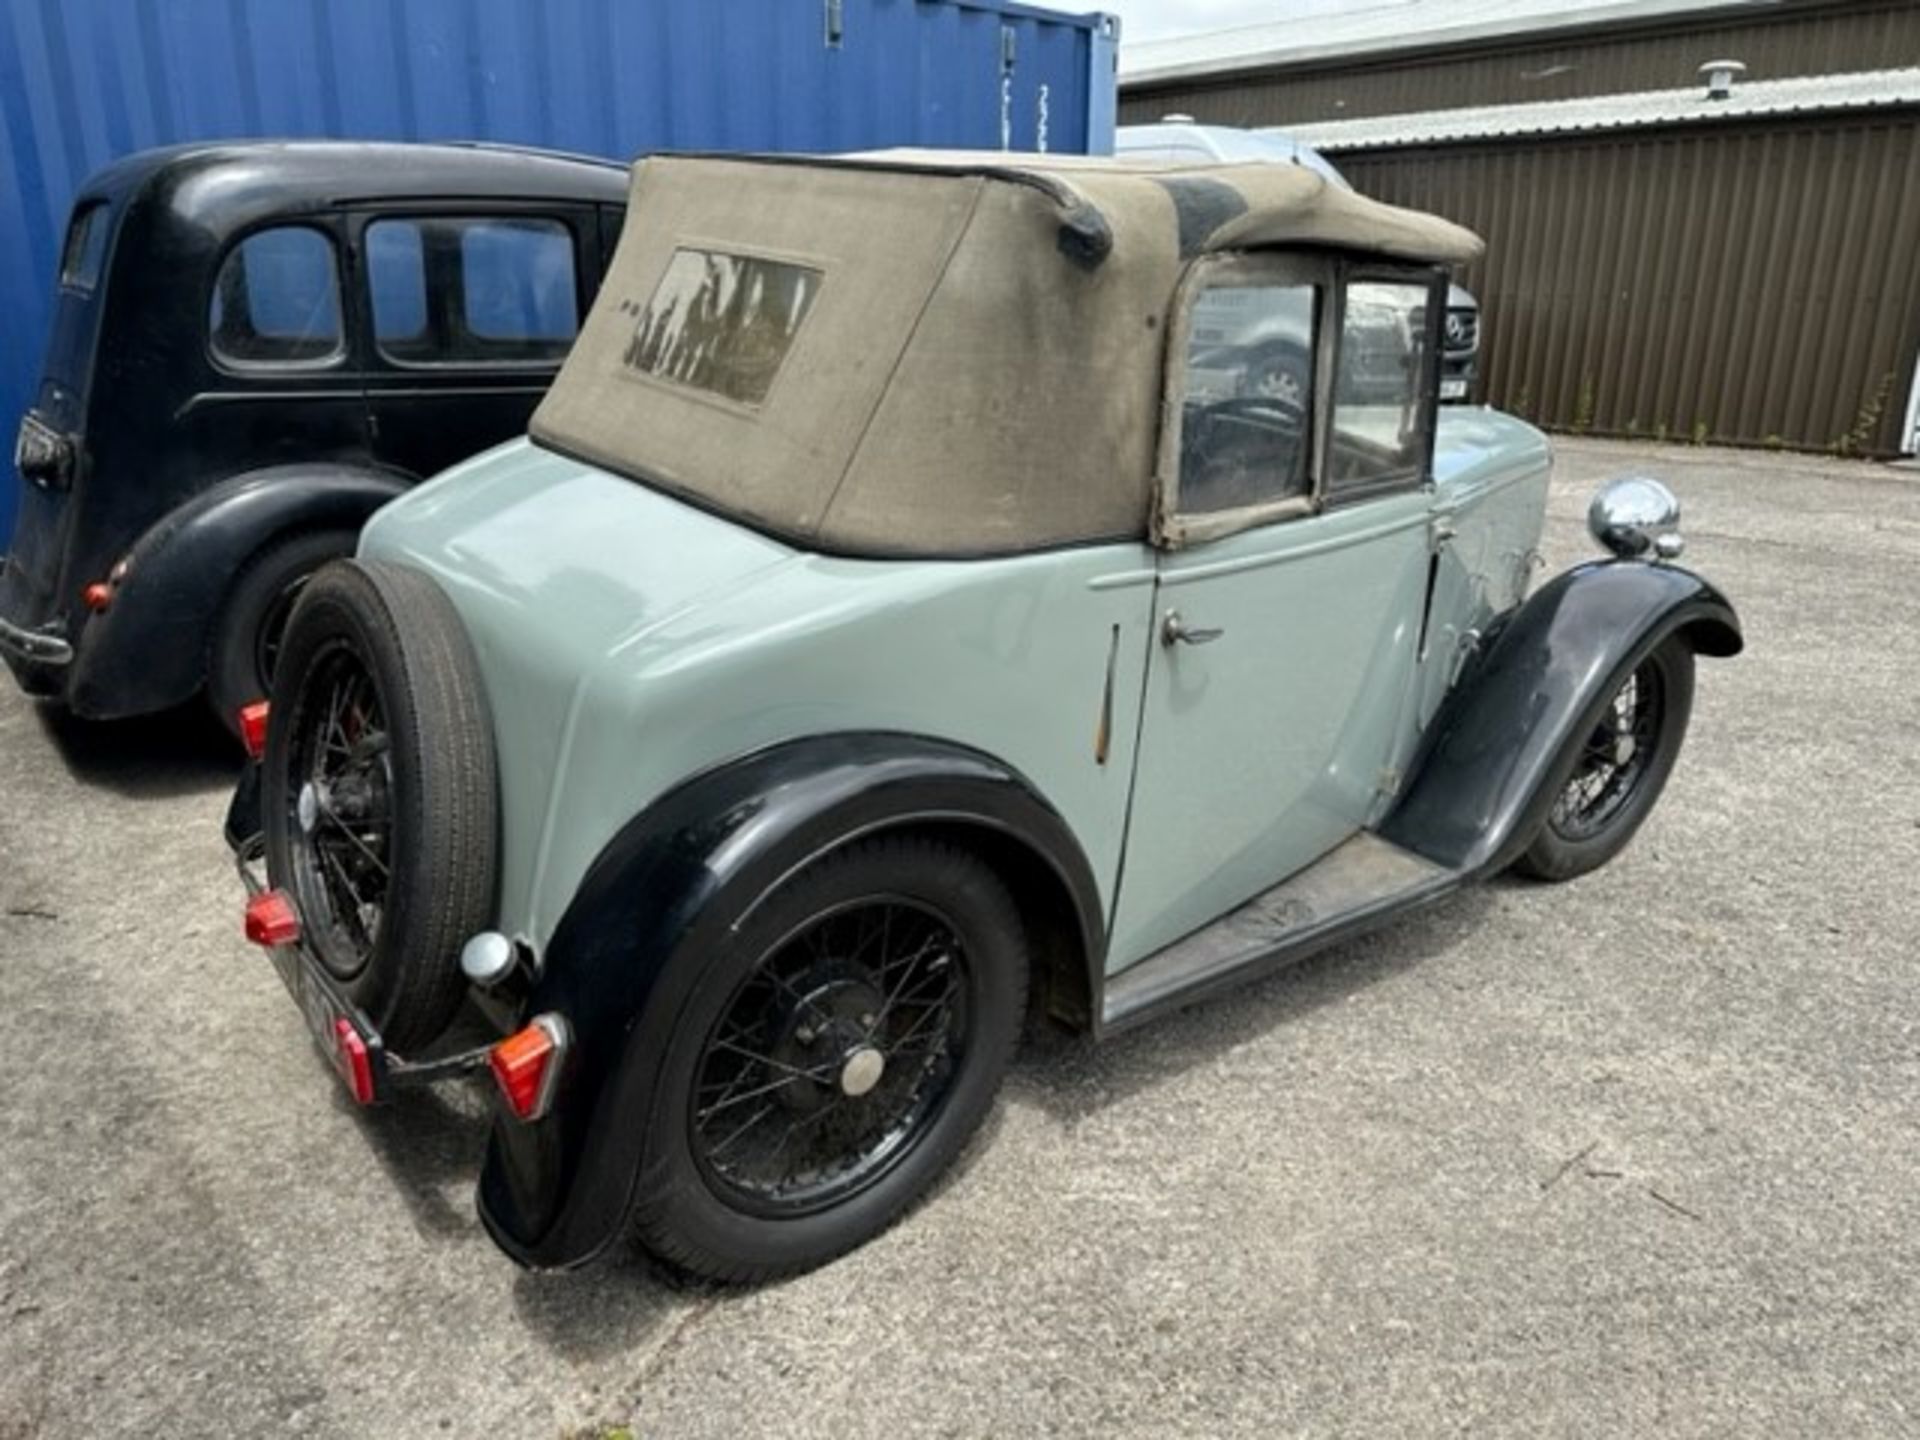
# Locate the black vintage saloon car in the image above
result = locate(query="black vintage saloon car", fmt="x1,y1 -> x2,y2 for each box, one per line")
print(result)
0,140 -> 626,728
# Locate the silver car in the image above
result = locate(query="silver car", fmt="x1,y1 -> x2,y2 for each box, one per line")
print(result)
1119,119 -> 1482,400
225,150 -> 1740,1283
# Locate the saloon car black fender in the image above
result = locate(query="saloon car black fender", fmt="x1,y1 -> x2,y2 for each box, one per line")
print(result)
1380,559 -> 1742,875
477,731 -> 1106,1268
66,465 -> 411,718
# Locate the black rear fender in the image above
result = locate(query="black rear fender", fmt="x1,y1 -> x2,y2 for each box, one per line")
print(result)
1381,559 -> 1741,875
66,465 -> 410,718
477,733 -> 1104,1269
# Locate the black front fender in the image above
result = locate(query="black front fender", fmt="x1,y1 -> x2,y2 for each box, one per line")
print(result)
67,465 -> 410,718
1381,559 -> 1741,875
477,732 -> 1105,1270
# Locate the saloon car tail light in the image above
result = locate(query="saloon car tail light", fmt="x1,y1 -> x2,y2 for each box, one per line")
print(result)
81,581 -> 112,613
238,700 -> 271,760
489,1014 -> 569,1122
333,1018 -> 376,1106
244,889 -> 301,947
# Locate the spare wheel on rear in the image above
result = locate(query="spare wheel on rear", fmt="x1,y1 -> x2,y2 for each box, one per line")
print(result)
262,559 -> 499,1053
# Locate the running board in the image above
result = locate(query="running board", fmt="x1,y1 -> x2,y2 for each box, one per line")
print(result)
1100,833 -> 1461,1034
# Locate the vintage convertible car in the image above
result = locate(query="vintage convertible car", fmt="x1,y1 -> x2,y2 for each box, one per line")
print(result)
226,152 -> 1741,1282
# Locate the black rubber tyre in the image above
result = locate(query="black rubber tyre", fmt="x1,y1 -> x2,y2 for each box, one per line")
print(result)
629,835 -> 1029,1283
262,559 -> 498,1053
1513,635 -> 1695,882
208,527 -> 358,733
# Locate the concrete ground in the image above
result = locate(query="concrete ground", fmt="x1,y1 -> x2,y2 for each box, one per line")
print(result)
2,439 -> 1916,1439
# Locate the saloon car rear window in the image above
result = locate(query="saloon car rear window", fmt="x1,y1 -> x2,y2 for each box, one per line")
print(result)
367,215 -> 579,366
624,248 -> 822,407
209,226 -> 344,367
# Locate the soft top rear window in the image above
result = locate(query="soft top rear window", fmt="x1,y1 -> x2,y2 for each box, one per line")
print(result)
622,248 -> 821,407
59,202 -> 111,292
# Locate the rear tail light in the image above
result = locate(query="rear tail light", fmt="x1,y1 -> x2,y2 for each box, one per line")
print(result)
333,1018 -> 376,1105
238,700 -> 271,760
81,581 -> 112,613
244,889 -> 301,947
488,1014 -> 569,1122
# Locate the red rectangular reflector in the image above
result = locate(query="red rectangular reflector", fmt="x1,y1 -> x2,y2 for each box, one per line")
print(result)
238,700 -> 271,760
489,1015 -> 566,1121
333,1018 -> 376,1105
244,889 -> 301,947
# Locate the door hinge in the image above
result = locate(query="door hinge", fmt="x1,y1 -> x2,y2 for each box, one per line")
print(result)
1376,765 -> 1403,797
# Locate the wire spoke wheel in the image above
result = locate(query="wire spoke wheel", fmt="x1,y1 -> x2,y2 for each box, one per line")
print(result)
1549,660 -> 1665,841
261,560 -> 498,1051
690,896 -> 972,1217
252,573 -> 311,690
1515,635 -> 1695,883
282,641 -> 394,981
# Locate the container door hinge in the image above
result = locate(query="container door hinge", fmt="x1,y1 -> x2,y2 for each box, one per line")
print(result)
1376,766 -> 1403,797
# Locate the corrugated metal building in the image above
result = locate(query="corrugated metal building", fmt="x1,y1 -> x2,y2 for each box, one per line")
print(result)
0,0 -> 1120,545
1121,0 -> 1920,457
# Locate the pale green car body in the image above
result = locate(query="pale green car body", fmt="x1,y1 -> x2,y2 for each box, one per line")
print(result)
360,406 -> 1549,980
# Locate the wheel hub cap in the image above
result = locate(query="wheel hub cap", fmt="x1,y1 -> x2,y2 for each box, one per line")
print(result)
839,1046 -> 886,1097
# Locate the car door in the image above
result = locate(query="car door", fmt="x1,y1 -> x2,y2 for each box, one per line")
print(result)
1105,255 -> 1446,972
352,203 -> 602,481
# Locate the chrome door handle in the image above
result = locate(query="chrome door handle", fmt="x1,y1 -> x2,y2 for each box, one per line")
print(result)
1161,610 -> 1224,647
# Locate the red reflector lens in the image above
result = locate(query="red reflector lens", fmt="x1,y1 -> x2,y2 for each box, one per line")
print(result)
238,700 -> 271,760
243,889 -> 301,947
333,1018 -> 376,1105
489,1016 -> 565,1121
82,582 -> 112,613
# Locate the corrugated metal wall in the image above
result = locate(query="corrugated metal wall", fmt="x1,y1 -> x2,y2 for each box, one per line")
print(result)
1339,113 -> 1920,456
0,0 -> 1120,545
1120,0 -> 1920,127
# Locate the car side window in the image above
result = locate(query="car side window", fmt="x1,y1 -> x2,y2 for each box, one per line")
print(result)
59,202 -> 111,293
1327,279 -> 1435,499
1175,279 -> 1318,516
366,221 -> 430,355
209,226 -> 344,368
462,220 -> 577,346
365,215 -> 579,366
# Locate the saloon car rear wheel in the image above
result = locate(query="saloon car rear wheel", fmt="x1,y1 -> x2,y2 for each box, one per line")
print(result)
630,835 -> 1029,1282
262,559 -> 498,1053
1514,636 -> 1695,882
208,527 -> 358,733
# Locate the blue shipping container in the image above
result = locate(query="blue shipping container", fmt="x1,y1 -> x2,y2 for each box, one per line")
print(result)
0,0 -> 1119,543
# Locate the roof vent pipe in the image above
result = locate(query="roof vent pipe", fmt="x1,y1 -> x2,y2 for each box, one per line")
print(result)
1698,58 -> 1747,100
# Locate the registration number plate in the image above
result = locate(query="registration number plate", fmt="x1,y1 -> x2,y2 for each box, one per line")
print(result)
1439,378 -> 1468,401
264,929 -> 383,1101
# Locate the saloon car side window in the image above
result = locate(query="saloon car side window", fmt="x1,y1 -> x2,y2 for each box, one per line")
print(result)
366,216 -> 580,366
1326,278 -> 1436,500
462,220 -> 577,349
209,226 -> 345,368
59,202 -> 111,293
1172,271 -> 1320,520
